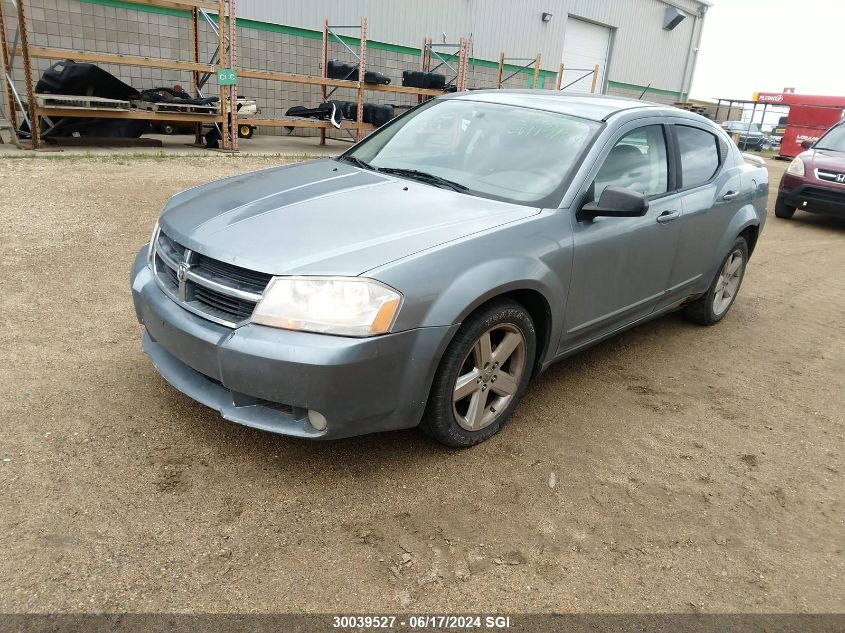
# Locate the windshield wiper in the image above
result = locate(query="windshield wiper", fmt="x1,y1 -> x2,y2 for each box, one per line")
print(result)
376,167 -> 469,193
340,155 -> 375,171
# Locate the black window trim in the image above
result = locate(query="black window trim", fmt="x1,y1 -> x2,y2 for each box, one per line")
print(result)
574,121 -> 686,212
633,123 -> 678,202
669,122 -> 725,193
593,123 -> 678,203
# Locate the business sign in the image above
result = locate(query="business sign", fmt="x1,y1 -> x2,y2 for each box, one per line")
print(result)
218,69 -> 237,86
754,92 -> 785,103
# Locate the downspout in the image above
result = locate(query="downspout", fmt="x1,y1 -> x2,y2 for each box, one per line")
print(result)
679,4 -> 707,101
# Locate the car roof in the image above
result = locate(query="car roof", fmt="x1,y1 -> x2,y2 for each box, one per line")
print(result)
446,89 -> 665,122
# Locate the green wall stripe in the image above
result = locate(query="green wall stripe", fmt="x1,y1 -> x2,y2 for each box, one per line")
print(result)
607,80 -> 681,98
79,0 -> 186,17
78,0 -> 558,79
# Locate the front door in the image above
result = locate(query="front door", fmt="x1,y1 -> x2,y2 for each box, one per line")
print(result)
562,123 -> 683,350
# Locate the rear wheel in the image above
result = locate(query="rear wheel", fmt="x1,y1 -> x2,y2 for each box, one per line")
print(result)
238,124 -> 254,139
684,237 -> 749,326
775,195 -> 796,219
420,300 -> 536,448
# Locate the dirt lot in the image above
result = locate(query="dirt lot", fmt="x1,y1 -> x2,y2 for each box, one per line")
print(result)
1,156 -> 842,614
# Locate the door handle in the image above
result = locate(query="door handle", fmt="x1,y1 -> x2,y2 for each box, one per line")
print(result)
656,210 -> 681,224
722,191 -> 739,201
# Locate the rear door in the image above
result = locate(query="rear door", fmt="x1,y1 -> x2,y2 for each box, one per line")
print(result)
662,122 -> 743,307
562,121 -> 684,351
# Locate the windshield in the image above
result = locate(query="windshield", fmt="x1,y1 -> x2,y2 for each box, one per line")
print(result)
815,124 -> 845,151
344,99 -> 600,206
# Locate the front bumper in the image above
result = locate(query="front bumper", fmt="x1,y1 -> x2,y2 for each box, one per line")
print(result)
779,182 -> 845,218
131,247 -> 457,440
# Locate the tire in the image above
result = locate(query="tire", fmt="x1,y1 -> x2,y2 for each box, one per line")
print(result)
238,125 -> 254,139
161,124 -> 176,135
774,195 -> 796,219
683,237 -> 749,326
420,299 -> 536,448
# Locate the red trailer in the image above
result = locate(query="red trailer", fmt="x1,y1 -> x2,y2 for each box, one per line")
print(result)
755,92 -> 845,158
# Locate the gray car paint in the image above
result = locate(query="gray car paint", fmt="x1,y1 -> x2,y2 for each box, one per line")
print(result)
159,159 -> 539,276
132,91 -> 768,439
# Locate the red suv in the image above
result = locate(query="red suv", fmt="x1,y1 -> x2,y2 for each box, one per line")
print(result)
776,122 -> 845,219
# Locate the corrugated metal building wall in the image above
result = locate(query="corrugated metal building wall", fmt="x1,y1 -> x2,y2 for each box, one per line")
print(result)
14,0 -> 708,139
236,0 -> 709,100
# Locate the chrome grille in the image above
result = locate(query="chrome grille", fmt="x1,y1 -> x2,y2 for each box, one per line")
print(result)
192,253 -> 272,295
815,168 -> 845,184
152,229 -> 272,327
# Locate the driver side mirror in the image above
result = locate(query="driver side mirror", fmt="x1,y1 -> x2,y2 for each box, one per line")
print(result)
800,139 -> 813,150
579,186 -> 649,221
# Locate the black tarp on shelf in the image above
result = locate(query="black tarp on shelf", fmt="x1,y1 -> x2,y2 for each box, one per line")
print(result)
32,61 -> 148,138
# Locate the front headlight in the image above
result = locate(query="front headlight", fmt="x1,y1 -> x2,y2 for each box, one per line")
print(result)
787,157 -> 805,176
251,276 -> 402,337
147,220 -> 160,266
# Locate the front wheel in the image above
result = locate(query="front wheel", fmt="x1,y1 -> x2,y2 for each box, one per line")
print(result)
238,125 -> 254,139
420,300 -> 536,448
683,237 -> 749,326
774,195 -> 796,219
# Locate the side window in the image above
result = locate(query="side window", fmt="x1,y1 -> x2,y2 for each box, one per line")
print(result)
594,125 -> 668,199
676,125 -> 721,188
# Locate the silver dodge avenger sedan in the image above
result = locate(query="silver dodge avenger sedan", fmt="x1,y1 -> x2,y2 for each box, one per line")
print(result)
131,91 -> 768,447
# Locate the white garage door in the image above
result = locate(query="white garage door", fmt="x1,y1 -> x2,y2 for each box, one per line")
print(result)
560,17 -> 610,94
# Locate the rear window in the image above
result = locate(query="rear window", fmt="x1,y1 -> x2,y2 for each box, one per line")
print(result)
676,125 -> 721,188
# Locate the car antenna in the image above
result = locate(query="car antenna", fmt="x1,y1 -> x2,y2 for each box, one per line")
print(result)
638,84 -> 651,100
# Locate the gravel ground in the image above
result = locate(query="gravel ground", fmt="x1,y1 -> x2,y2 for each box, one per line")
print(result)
1,156 -> 842,613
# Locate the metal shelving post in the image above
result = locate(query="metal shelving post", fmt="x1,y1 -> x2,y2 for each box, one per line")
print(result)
319,17 -> 368,145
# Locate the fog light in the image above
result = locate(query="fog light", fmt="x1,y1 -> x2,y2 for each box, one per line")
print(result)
307,409 -> 327,431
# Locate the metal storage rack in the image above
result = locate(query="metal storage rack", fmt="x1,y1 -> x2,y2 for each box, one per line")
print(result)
420,39 -> 470,91
235,19 -> 467,145
0,0 -> 236,150
555,62 -> 601,92
0,1 -> 473,150
496,52 -> 542,89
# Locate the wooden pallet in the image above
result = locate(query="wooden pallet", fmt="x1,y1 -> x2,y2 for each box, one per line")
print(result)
130,100 -> 217,114
35,93 -> 130,109
673,101 -> 708,114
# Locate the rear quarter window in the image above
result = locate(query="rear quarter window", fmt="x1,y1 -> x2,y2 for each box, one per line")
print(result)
676,125 -> 721,188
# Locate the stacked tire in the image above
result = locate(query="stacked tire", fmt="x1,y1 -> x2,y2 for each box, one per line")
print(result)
332,101 -> 394,127
402,70 -> 446,90
326,60 -> 391,85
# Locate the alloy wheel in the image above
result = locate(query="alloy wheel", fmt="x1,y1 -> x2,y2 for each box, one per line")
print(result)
713,249 -> 745,316
452,324 -> 527,431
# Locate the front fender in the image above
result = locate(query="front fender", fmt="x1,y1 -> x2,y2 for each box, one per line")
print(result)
436,259 -> 561,324
367,212 -> 573,366
427,257 -> 566,366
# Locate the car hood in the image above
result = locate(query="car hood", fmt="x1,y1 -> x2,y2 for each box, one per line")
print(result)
159,159 -> 538,276
804,148 -> 845,171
